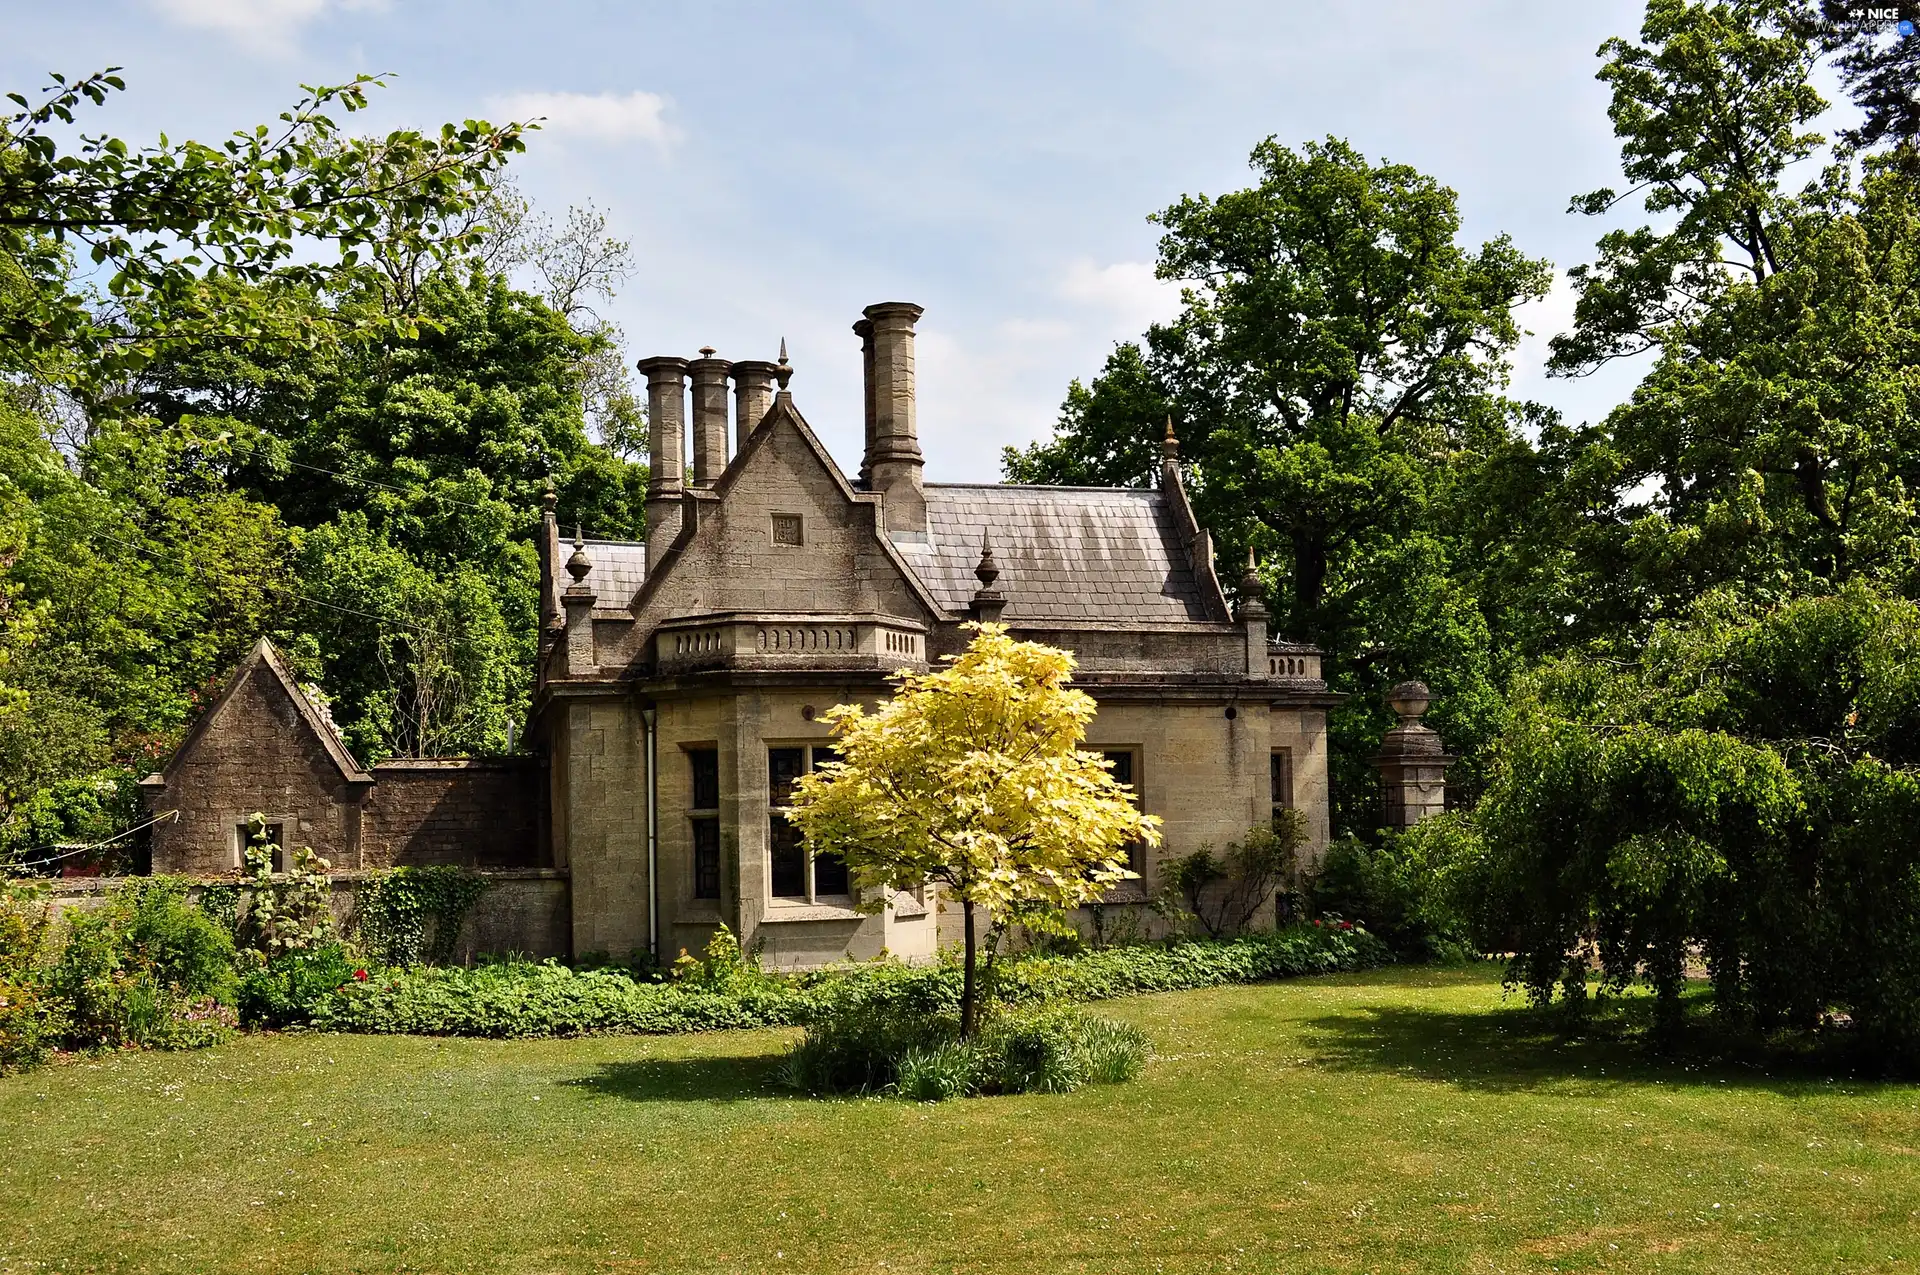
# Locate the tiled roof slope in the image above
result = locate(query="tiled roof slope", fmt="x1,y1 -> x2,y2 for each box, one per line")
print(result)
583,540 -> 647,608
904,485 -> 1217,624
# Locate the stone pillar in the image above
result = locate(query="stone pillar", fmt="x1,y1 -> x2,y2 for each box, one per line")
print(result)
561,530 -> 597,677
730,359 -> 778,450
861,301 -> 926,536
637,356 -> 688,558
853,317 -> 877,488
1237,546 -> 1269,679
688,347 -> 732,486
1373,681 -> 1454,829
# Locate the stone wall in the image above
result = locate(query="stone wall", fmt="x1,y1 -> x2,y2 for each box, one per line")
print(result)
37,869 -> 572,961
361,759 -> 544,869
147,659 -> 367,874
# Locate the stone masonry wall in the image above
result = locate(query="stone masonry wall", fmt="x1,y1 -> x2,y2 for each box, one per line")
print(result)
40,870 -> 571,961
361,759 -> 544,869
147,661 -> 364,874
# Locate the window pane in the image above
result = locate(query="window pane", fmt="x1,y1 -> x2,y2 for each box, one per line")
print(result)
692,818 -> 720,899
813,847 -> 850,896
768,747 -> 806,804
811,744 -> 840,770
769,815 -> 807,897
1103,750 -> 1133,787
689,748 -> 719,811
1270,749 -> 1293,811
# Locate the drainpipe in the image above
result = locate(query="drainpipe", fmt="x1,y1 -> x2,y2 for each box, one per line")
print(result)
642,705 -> 660,965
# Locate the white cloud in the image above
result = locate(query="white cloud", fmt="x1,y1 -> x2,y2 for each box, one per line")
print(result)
486,90 -> 677,148
1057,258 -> 1182,339
148,0 -> 383,55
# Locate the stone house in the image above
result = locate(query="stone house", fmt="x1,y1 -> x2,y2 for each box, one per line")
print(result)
142,301 -> 1365,967
532,301 -> 1339,968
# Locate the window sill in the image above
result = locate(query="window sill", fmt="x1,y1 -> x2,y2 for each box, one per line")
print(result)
761,900 -> 866,923
889,890 -> 930,918
1094,882 -> 1151,904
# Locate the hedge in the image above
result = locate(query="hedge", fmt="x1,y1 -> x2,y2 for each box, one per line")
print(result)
310,924 -> 1390,1039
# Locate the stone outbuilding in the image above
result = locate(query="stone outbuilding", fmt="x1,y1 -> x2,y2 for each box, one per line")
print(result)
141,640 -> 544,875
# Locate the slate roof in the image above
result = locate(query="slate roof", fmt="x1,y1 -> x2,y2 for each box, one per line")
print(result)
581,540 -> 647,608
902,485 -> 1221,625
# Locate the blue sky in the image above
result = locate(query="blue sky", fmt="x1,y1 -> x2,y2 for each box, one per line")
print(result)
9,0 -> 1679,480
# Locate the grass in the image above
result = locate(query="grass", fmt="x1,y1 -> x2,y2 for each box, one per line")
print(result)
3,966 -> 1919,1274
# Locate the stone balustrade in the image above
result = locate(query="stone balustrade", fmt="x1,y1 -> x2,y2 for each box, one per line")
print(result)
654,613 -> 927,675
1268,643 -> 1322,682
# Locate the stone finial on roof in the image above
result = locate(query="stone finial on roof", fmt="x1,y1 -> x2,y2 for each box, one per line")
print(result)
1237,545 -> 1267,618
970,528 -> 1006,623
541,486 -> 557,516
565,525 -> 593,584
1163,415 -> 1180,461
775,337 -> 793,393
974,529 -> 1000,589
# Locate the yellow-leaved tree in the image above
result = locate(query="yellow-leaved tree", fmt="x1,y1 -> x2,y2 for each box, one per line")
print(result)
785,623 -> 1161,1035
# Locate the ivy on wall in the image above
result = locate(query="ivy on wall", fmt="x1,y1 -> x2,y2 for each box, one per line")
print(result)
354,867 -> 490,966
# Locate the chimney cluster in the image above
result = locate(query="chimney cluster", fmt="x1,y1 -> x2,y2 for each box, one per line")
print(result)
635,349 -> 781,561
635,301 -> 927,562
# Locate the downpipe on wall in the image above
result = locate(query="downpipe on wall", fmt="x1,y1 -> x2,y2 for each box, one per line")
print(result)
642,705 -> 659,964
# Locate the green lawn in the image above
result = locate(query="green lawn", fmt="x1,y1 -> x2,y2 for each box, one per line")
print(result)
3,967 -> 1918,1274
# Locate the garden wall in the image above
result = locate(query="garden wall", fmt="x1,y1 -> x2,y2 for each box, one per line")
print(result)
34,869 -> 572,962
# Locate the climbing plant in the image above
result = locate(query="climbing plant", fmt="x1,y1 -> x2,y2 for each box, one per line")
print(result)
235,813 -> 336,957
354,866 -> 489,966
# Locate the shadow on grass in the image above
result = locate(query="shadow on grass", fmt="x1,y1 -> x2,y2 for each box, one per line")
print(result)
1299,992 -> 1889,1097
562,1051 -> 791,1103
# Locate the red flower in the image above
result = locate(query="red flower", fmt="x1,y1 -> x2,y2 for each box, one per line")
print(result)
1340,921 -> 1353,931
1313,919 -> 1323,927
354,969 -> 369,981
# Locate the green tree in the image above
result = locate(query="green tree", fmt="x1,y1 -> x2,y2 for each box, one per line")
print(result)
784,625 -> 1162,1036
1010,137 -> 1555,828
0,69 -> 526,395
1551,0 -> 1920,626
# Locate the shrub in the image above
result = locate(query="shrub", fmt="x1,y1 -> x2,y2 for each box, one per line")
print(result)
305,924 -> 1387,1041
1311,821 -> 1482,962
1156,817 -> 1305,937
47,877 -> 236,1050
780,1001 -> 1149,1100
0,978 -> 63,1072
236,943 -> 358,1029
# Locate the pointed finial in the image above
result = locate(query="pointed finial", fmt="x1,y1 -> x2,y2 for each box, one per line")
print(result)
566,524 -> 592,583
541,485 -> 557,515
1163,415 -> 1179,460
1240,545 -> 1262,600
774,337 -> 793,392
974,528 -> 1000,589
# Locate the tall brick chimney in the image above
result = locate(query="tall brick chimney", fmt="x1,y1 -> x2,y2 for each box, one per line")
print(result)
861,301 -> 926,536
688,347 -> 731,486
637,355 -> 688,558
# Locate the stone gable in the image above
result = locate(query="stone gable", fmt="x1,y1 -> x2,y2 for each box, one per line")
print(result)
627,401 -> 935,629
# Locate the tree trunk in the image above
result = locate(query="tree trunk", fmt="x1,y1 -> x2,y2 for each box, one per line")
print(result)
1292,529 -> 1328,614
961,898 -> 978,1039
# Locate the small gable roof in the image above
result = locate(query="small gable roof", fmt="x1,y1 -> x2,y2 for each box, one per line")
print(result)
901,485 -> 1227,625
150,639 -> 373,787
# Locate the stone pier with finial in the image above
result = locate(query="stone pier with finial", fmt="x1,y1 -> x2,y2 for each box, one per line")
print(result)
1373,680 -> 1454,828
561,526 -> 596,677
